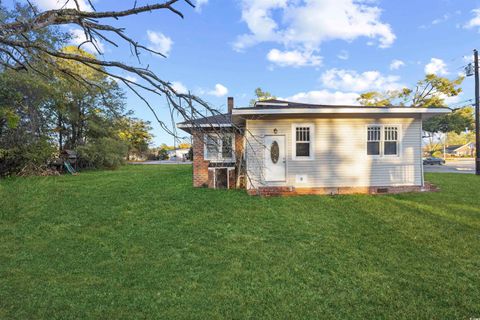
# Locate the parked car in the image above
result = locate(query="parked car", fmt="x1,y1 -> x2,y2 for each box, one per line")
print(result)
423,157 -> 445,165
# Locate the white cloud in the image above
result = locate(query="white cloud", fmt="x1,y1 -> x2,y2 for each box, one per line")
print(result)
208,84 -> 229,97
432,14 -> 450,25
443,93 -> 462,105
171,81 -> 188,94
195,0 -> 209,12
284,90 -> 360,105
464,9 -> 480,29
124,76 -> 138,83
320,68 -> 402,92
32,0 -> 91,10
147,30 -> 173,57
337,50 -> 349,60
234,0 -> 395,66
424,58 -> 448,75
267,49 -> 322,67
390,59 -> 405,70
463,55 -> 474,63
70,28 -> 104,53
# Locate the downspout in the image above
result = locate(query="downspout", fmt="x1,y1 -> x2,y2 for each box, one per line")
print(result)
420,117 -> 425,187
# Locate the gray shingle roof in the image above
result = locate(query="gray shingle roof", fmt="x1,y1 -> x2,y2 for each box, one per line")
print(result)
240,98 -> 442,109
177,113 -> 232,126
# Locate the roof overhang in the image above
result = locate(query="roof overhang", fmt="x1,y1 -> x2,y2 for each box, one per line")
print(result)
176,123 -> 233,134
176,123 -> 232,128
232,107 -> 451,120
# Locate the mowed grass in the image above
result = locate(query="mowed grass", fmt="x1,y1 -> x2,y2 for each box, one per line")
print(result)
0,165 -> 479,319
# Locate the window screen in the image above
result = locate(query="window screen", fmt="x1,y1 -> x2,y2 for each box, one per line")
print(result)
295,127 -> 310,157
384,126 -> 398,155
367,126 -> 381,155
205,134 -> 233,160
205,135 -> 219,159
221,135 -> 233,159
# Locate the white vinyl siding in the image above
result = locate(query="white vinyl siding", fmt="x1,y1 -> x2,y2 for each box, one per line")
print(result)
245,117 -> 422,189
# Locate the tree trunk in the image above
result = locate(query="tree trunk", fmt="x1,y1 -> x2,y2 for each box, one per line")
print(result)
58,112 -> 63,151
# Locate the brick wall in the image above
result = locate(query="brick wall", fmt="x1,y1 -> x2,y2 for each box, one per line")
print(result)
192,132 -> 209,187
191,130 -> 244,188
250,185 -> 432,196
234,131 -> 244,160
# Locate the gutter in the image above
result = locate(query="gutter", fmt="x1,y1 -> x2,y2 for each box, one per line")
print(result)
232,107 -> 451,116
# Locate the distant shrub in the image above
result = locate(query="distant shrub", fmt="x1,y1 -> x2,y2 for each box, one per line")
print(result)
77,138 -> 128,169
158,148 -> 169,160
0,137 -> 56,177
145,151 -> 159,161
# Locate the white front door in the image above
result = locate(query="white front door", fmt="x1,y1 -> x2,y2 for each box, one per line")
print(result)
264,135 -> 286,182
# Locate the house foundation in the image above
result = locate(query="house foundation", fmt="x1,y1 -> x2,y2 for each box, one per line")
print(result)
247,183 -> 439,196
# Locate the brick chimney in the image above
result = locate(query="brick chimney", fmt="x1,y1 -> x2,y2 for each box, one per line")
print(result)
227,97 -> 234,114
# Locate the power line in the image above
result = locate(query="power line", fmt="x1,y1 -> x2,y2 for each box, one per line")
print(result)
450,98 -> 474,107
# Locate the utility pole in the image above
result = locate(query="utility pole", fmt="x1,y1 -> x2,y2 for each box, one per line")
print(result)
475,49 -> 480,175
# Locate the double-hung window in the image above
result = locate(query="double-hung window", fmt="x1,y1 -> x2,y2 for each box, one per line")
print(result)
292,124 -> 314,160
367,125 -> 399,157
204,133 -> 234,161
367,126 -> 381,156
384,126 -> 399,156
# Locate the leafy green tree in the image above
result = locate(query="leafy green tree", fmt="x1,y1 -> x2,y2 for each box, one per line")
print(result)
158,148 -> 169,160
156,144 -> 174,160
423,106 -> 474,134
447,131 -> 475,146
249,88 -> 276,107
0,40 -> 132,174
358,74 -> 473,155
358,74 -> 464,107
117,118 -> 154,160
357,91 -> 400,107
0,0 -> 226,144
422,106 -> 474,155
0,68 -> 58,176
52,46 -> 126,150
76,137 -> 128,169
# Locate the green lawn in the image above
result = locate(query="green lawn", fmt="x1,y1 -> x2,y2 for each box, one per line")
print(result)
1,165 -> 479,319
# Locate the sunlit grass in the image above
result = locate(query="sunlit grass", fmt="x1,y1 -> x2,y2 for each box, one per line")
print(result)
0,166 -> 479,319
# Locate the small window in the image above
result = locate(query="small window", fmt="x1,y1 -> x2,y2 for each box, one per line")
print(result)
384,126 -> 398,156
205,135 -> 219,159
367,126 -> 381,156
221,135 -> 233,159
204,133 -> 234,161
294,126 -> 312,158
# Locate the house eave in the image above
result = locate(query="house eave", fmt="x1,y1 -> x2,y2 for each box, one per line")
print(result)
232,107 -> 451,116
176,123 -> 234,134
176,123 -> 233,128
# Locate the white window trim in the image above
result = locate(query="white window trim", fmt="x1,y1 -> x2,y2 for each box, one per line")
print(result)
203,133 -> 235,162
291,123 -> 315,161
383,126 -> 401,158
366,124 -> 402,158
208,167 -> 235,189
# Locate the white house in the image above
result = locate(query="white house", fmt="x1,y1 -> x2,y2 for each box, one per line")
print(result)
177,98 -> 450,195
167,148 -> 190,161
445,143 -> 475,157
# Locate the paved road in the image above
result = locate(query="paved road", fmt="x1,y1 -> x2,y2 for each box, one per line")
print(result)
424,159 -> 475,174
129,160 -> 192,165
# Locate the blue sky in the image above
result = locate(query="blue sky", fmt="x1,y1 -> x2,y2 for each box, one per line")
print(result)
20,0 -> 480,145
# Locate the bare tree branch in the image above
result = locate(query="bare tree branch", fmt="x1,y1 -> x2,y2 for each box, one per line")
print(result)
0,0 -> 237,137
